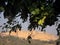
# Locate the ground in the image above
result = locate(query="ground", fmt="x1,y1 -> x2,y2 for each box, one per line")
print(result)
0,36 -> 56,45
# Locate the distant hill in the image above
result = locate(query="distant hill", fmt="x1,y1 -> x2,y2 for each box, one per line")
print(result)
0,30 -> 59,41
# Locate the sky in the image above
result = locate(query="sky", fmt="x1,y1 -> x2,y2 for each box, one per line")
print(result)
0,12 -> 60,35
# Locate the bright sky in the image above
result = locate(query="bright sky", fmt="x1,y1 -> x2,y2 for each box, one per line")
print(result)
0,12 -> 60,35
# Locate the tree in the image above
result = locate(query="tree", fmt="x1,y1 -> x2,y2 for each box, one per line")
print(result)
0,0 -> 59,31
53,0 -> 60,45
0,0 -> 60,45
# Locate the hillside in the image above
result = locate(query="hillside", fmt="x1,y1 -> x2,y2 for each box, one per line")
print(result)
0,30 -> 59,41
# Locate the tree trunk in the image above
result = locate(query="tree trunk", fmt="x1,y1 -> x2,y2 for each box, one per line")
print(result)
57,30 -> 59,35
41,27 -> 44,31
56,31 -> 60,45
56,36 -> 60,45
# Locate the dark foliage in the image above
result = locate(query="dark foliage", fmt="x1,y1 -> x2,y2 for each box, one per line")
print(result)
0,0 -> 60,31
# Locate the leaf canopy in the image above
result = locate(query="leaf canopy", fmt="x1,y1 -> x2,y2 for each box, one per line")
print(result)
0,0 -> 59,31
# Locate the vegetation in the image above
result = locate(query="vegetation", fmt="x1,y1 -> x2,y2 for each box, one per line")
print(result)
0,0 -> 60,31
0,0 -> 60,45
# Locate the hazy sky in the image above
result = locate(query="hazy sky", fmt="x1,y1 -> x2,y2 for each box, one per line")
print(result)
0,12 -> 60,35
